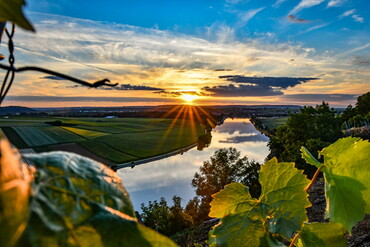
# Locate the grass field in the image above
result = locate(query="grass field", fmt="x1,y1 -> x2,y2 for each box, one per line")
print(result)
0,117 -> 204,164
259,117 -> 288,131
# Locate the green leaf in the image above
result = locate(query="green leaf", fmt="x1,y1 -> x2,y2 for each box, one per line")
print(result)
209,183 -> 257,218
0,0 -> 34,31
317,137 -> 370,231
0,137 -> 33,247
300,146 -> 322,168
18,151 -> 177,246
297,222 -> 347,247
209,158 -> 311,246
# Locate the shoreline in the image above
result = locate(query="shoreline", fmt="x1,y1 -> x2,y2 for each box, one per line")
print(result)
113,142 -> 198,170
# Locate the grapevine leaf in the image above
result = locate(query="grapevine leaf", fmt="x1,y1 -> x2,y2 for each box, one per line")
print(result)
209,183 -> 257,218
18,202 -> 177,247
300,146 -> 322,168
297,222 -> 347,247
0,0 -> 34,31
209,158 -> 311,245
0,137 -> 33,247
259,158 -> 311,238
25,151 -> 135,217
317,137 -> 370,231
17,151 -> 177,246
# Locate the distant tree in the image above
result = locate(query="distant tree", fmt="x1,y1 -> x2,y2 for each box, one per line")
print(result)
340,104 -> 357,122
140,196 -> 192,236
356,92 -> 370,116
188,148 -> 261,223
268,102 -> 342,177
140,197 -> 171,235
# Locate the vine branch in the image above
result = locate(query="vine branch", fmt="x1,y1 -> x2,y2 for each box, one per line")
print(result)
289,233 -> 300,247
0,64 -> 118,88
304,165 -> 324,192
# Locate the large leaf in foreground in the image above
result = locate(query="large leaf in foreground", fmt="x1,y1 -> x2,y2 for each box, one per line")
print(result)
17,151 -> 176,246
302,137 -> 370,231
297,222 -> 346,247
0,0 -> 34,31
0,138 -> 33,247
209,158 -> 311,246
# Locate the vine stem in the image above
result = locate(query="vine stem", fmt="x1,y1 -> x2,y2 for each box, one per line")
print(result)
304,165 -> 324,192
289,233 -> 300,247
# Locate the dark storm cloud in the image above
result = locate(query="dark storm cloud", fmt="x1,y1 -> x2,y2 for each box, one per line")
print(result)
288,15 -> 309,23
219,75 -> 319,88
202,84 -> 283,97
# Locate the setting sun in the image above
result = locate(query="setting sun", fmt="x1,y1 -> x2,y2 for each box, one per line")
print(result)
181,94 -> 198,103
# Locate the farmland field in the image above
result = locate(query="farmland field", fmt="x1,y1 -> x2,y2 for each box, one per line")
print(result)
0,117 -> 204,165
259,117 -> 288,131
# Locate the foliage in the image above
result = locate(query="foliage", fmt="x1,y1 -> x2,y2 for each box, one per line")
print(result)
302,137 -> 370,230
0,0 -> 34,31
355,92 -> 370,116
140,196 -> 193,236
0,137 -> 177,247
0,137 -> 33,247
340,104 -> 356,122
268,102 -> 342,177
190,148 -> 261,224
209,137 -> 370,246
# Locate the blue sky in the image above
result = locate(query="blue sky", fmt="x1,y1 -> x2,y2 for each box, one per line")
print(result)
2,0 -> 370,107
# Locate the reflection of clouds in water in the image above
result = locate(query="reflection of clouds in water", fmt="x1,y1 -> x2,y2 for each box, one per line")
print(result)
118,118 -> 270,209
219,133 -> 269,144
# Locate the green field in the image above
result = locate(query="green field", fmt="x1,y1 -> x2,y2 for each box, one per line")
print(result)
0,117 -> 204,165
259,117 -> 288,131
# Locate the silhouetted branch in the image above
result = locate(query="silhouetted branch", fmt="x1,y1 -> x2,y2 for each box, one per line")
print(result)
0,64 -> 118,88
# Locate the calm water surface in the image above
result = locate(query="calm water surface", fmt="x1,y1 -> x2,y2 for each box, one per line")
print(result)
117,118 -> 269,210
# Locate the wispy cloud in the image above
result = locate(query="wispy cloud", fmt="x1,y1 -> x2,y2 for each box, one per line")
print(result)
340,9 -> 356,18
235,7 -> 265,28
352,14 -> 364,23
290,0 -> 326,15
327,0 -> 347,8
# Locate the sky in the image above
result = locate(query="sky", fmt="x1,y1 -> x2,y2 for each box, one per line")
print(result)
1,0 -> 370,107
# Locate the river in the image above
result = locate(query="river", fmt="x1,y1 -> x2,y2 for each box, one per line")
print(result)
117,118 -> 270,210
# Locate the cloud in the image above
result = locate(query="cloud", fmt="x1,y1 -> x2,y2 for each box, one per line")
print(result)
352,15 -> 364,23
219,75 -> 319,88
288,15 -> 309,23
41,75 -> 67,80
6,96 -> 176,103
201,76 -> 319,97
154,90 -> 208,97
281,93 -> 357,102
202,84 -> 284,97
290,0 -> 326,15
100,84 -> 163,91
340,9 -> 356,18
235,8 -> 265,28
327,0 -> 347,7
